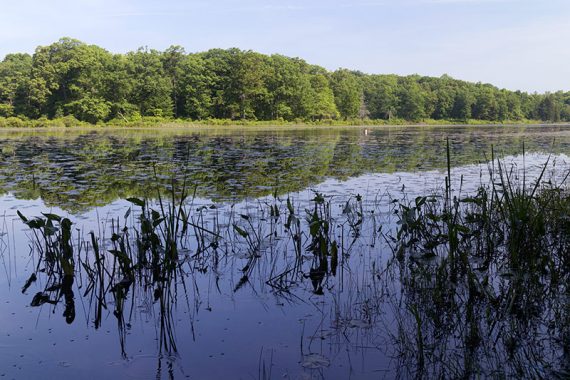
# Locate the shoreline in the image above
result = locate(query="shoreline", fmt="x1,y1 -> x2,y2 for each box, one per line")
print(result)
0,120 -> 569,133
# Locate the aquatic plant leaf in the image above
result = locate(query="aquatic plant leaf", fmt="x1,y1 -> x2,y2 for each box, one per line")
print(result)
126,197 -> 145,207
309,221 -> 319,237
286,197 -> 294,214
112,277 -> 133,292
21,273 -> 37,294
109,250 -> 132,265
320,236 -> 327,257
233,224 -> 248,238
152,218 -> 165,228
44,225 -> 58,236
234,275 -> 249,292
26,218 -> 46,230
30,292 -> 52,307
42,213 -> 62,222
17,210 -> 28,222
153,286 -> 162,301
270,204 -> 280,217
61,218 -> 72,231
415,196 -> 427,208
312,193 -> 325,204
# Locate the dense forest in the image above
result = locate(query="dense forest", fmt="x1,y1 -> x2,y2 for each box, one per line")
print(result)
0,37 -> 569,124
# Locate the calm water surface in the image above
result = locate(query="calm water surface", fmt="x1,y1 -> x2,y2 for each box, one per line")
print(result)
0,125 -> 569,379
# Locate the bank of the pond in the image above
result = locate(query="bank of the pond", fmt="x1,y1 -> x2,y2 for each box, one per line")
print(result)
0,115 -> 560,130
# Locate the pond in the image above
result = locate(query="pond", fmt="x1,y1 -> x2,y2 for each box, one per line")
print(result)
0,125 -> 569,379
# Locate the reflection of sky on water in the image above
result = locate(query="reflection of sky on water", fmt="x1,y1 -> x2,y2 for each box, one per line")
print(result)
315,152 -> 570,200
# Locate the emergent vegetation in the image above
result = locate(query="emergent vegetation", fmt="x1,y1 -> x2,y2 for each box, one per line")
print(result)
1,37 -> 570,125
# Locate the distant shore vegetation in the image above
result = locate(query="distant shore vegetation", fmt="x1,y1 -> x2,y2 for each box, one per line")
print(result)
1,37 -> 569,127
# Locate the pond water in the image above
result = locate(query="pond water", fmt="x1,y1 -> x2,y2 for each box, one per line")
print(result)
0,125 -> 569,379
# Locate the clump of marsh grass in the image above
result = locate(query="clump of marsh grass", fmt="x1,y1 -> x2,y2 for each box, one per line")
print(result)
18,175 -> 201,354
387,143 -> 570,379
391,141 -> 570,269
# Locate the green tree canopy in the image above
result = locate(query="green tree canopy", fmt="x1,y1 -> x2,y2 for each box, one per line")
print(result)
1,37 -> 569,124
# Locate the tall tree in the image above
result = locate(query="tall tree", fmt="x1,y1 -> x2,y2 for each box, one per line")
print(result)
178,54 -> 213,119
161,45 -> 186,118
305,73 -> 338,120
232,51 -> 270,119
538,93 -> 561,122
397,78 -> 426,121
330,69 -> 362,119
472,85 -> 499,120
28,38 -> 113,121
363,75 -> 398,120
451,89 -> 475,120
126,47 -> 173,117
0,53 -> 32,116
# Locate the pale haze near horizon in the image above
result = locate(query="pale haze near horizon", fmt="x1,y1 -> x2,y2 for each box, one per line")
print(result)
0,0 -> 569,93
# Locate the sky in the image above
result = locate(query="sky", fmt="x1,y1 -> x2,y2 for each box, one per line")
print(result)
1,0 -> 569,93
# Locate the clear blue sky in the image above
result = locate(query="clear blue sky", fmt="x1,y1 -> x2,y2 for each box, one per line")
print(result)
1,0 -> 569,92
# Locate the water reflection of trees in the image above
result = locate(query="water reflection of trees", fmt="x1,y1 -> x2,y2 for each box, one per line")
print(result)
1,126 -> 569,212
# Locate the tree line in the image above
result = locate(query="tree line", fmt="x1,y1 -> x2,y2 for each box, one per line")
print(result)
0,37 -> 569,124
